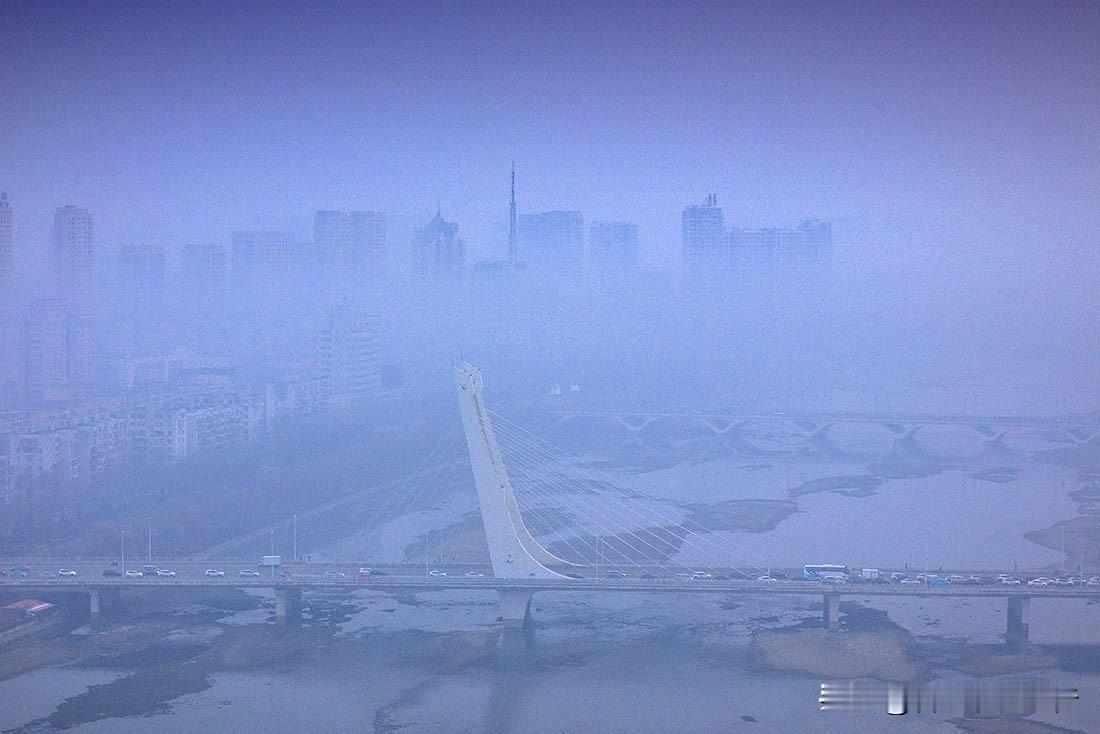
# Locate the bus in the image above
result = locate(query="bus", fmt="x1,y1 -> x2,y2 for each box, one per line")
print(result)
803,564 -> 849,581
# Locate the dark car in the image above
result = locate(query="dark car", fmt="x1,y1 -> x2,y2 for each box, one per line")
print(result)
9,569 -> 28,578
564,573 -> 584,579
102,569 -> 123,577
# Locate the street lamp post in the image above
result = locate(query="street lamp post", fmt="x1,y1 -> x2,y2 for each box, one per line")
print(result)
121,530 -> 125,575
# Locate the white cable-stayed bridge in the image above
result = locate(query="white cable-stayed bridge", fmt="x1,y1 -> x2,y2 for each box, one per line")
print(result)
2,363 -> 1097,646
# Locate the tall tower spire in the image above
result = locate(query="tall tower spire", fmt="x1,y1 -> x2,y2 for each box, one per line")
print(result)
507,162 -> 518,264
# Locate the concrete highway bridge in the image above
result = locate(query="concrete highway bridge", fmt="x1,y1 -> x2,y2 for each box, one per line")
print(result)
549,409 -> 1100,448
3,364 -> 1097,646
2,560 -> 1096,648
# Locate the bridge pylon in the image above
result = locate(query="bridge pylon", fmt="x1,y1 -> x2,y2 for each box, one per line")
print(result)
454,362 -> 571,582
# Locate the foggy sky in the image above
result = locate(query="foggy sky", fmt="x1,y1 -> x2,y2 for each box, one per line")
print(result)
2,0 -> 1098,262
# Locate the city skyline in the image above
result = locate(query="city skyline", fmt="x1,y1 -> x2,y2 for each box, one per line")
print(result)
3,2 -> 1098,256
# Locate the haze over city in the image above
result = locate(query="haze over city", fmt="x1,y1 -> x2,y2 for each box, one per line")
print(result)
0,2 -> 1098,733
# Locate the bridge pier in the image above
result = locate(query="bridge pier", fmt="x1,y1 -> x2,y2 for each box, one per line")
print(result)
274,587 -> 302,626
1006,596 -> 1030,649
498,590 -> 534,628
823,593 -> 840,630
89,588 -> 121,624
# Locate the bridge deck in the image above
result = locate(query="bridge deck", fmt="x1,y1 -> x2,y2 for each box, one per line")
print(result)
4,576 -> 1098,599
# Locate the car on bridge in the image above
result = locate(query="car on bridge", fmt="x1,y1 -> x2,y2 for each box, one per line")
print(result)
58,569 -> 77,577
125,570 -> 142,578
8,568 -> 27,578
1000,577 -> 1022,585
899,577 -> 921,585
1028,578 -> 1050,586
357,568 -> 372,581
429,570 -> 447,577
37,571 -> 53,578
464,571 -> 484,578
606,571 -> 627,579
239,569 -> 260,577
102,569 -> 122,577
204,569 -> 225,577
156,569 -> 176,577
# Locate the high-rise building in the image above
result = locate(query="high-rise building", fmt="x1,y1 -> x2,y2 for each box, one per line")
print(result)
230,230 -> 297,295
508,164 -> 518,265
518,211 -> 584,272
799,219 -> 833,250
19,299 -> 92,405
313,210 -> 386,287
589,221 -> 639,272
411,211 -> 465,298
725,219 -> 833,272
182,243 -> 228,306
316,304 -> 382,401
681,194 -> 723,270
0,193 -> 11,300
469,167 -> 532,349
0,194 -> 13,407
116,244 -> 167,308
51,205 -> 95,297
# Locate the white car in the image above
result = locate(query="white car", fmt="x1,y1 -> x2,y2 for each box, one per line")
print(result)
204,569 -> 225,577
900,577 -> 921,585
464,571 -> 484,577
1027,578 -> 1048,586
1001,577 -> 1022,585
58,569 -> 77,577
691,571 -> 713,580
756,575 -> 778,583
125,570 -> 143,578
239,569 -> 260,577
156,569 -> 176,577
429,569 -> 447,577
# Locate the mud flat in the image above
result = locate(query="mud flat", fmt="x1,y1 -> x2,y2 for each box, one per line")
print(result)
754,627 -> 919,680
973,466 -> 1021,483
752,605 -> 1062,683
948,717 -> 1087,734
10,621 -> 332,732
786,475 -> 883,499
683,498 -> 799,532
1024,514 -> 1100,573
